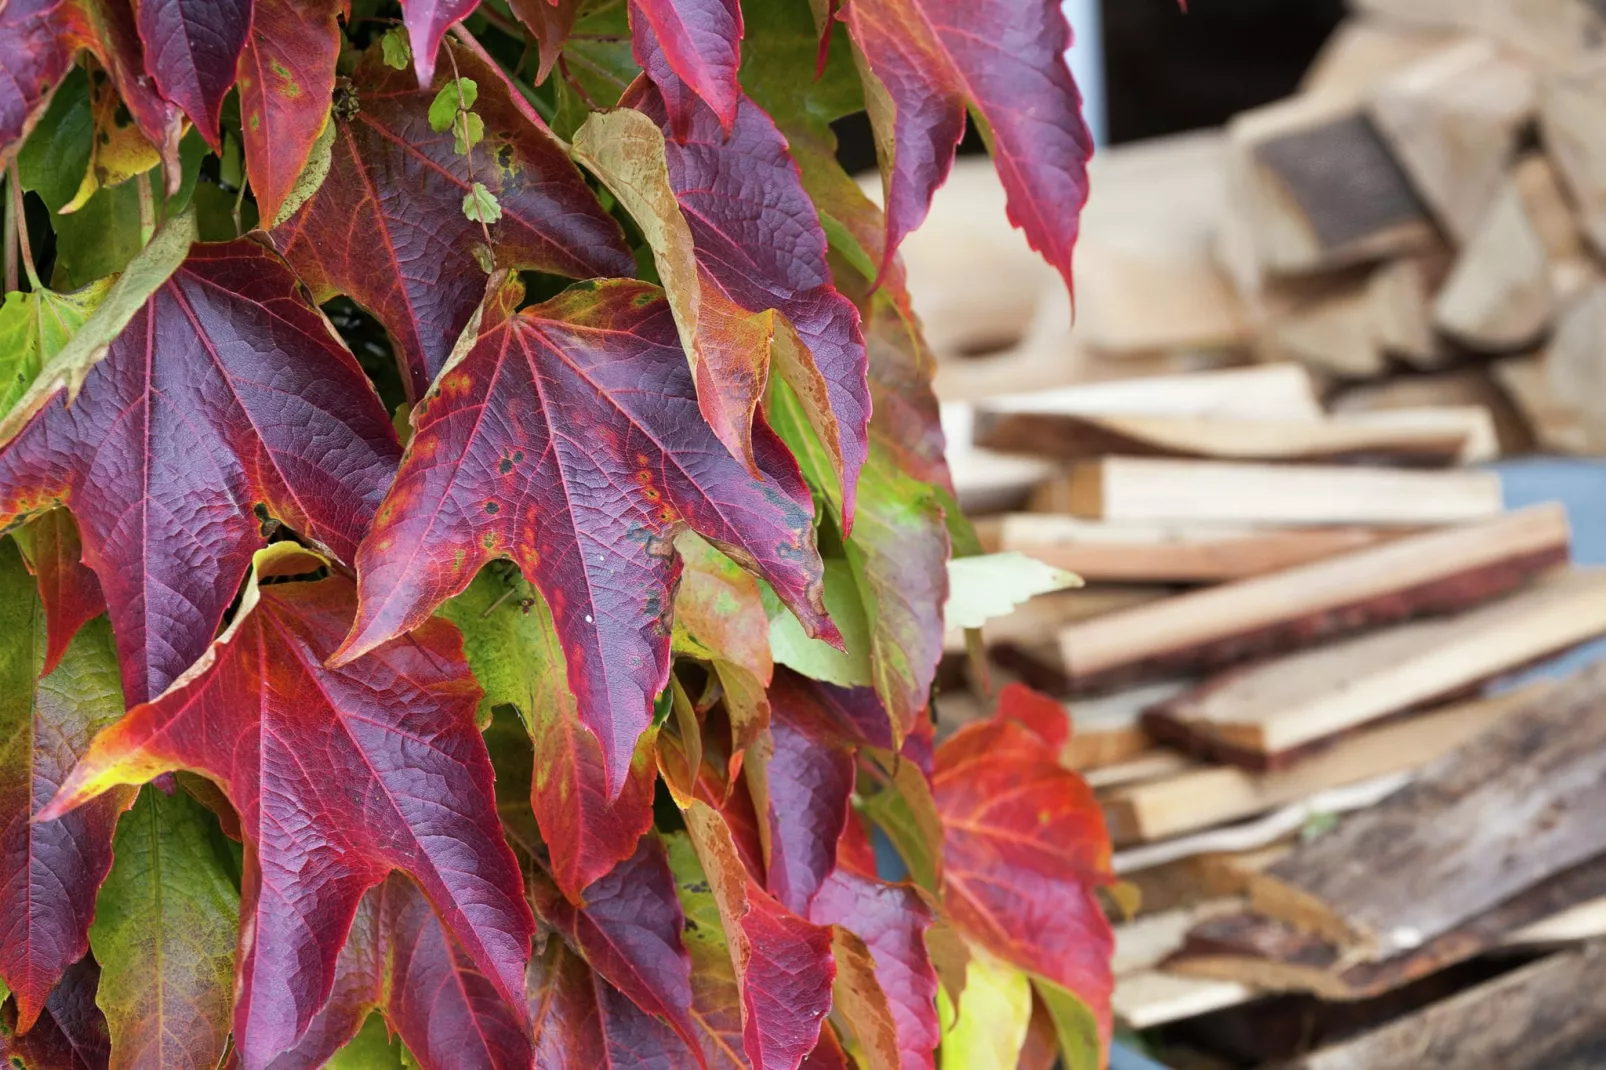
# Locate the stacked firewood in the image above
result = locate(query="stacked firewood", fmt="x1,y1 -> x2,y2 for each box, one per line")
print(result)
900,3 -> 1606,1065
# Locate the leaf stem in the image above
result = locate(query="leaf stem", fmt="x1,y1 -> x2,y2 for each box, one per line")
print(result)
2,174 -> 16,294
6,165 -> 41,292
444,43 -> 495,249
136,172 -> 156,246
232,175 -> 249,238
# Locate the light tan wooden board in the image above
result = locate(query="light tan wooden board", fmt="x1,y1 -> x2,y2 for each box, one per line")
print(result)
994,514 -> 1401,584
1048,503 -> 1567,686
1052,456 -> 1504,527
1156,570 -> 1606,759
1543,57 -> 1606,258
1106,687 -> 1533,843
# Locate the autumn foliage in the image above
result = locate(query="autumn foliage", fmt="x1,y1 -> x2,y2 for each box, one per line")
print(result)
0,0 -> 1112,1067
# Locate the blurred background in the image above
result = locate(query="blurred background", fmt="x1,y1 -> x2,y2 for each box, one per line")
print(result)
890,2 -> 1606,1067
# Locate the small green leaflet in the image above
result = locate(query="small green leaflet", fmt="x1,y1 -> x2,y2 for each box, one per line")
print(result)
462,182 -> 502,223
328,1012 -> 407,1068
943,552 -> 1080,630
0,280 -> 110,416
429,77 -> 483,155
768,559 -> 872,688
381,29 -> 413,72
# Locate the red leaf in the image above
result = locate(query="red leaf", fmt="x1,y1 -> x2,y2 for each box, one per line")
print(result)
335,275 -> 836,793
759,670 -> 890,914
0,542 -> 129,1033
624,66 -> 870,528
0,0 -> 79,163
15,510 -> 106,678
628,0 -> 741,137
272,37 -> 633,402
40,553 -> 535,1068
401,0 -> 480,86
801,1026 -> 851,1070
995,682 -> 1069,752
267,874 -> 533,1070
0,955 -> 111,1070
529,938 -> 700,1069
809,868 -> 938,1070
507,0 -> 582,85
135,0 -> 252,148
932,716 -> 1114,1049
529,835 -> 701,1060
841,0 -> 1092,294
0,238 -> 401,704
237,0 -> 342,226
683,801 -> 835,1070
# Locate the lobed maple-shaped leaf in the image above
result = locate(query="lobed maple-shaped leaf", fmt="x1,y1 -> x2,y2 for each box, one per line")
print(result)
0,539 -> 130,1034
809,867 -> 939,1070
442,569 -> 657,903
0,954 -> 111,1070
756,669 -> 889,915
272,36 -> 633,402
840,0 -> 1092,294
39,546 -> 535,1069
628,0 -> 742,137
529,834 -> 701,1059
89,784 -> 238,1070
529,935 -> 699,1069
268,872 -> 532,1070
237,0 -> 343,226
135,0 -> 251,148
0,237 -> 402,705
401,0 -> 480,86
931,688 -> 1114,1057
681,800 -> 836,1070
335,274 -> 836,793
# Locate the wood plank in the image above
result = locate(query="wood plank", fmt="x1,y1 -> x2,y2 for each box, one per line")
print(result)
1085,750 -> 1196,792
1106,688 -> 1534,842
1543,58 -> 1606,258
974,363 -> 1321,420
1053,457 -> 1504,527
1172,855 -> 1606,1001
1114,899 -> 1245,977
940,584 -> 1169,655
1369,38 -> 1537,242
1249,661 -> 1606,956
1149,572 -> 1606,763
1060,679 -> 1189,769
1039,504 -> 1568,690
1277,943 -> 1606,1070
1331,370 -> 1533,456
993,514 -> 1400,583
975,411 -> 1482,466
1112,971 -> 1255,1031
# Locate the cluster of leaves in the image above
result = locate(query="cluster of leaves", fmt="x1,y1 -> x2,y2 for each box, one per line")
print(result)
0,0 -> 1110,1068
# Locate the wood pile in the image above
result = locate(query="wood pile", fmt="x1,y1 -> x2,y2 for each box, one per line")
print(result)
902,2 -> 1606,1063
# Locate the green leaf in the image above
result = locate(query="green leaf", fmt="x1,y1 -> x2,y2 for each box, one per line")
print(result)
16,67 -> 92,212
0,208 -> 198,446
429,77 -> 479,132
454,111 -> 485,155
327,1012 -> 406,1069
89,786 -> 239,1069
938,947 -> 1032,1069
0,280 -> 110,418
943,552 -> 1080,630
381,28 -> 414,72
767,559 -> 871,688
461,181 -> 502,223
1033,977 -> 1103,1070
437,565 -> 535,729
739,0 -> 864,129
270,111 -> 337,230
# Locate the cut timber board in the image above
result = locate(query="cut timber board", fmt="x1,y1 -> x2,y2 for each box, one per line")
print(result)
974,363 -> 1321,420
975,411 -> 1484,465
1149,572 -> 1606,764
1041,503 -> 1568,690
1278,943 -> 1606,1070
1060,679 -> 1189,769
1052,457 -> 1503,527
1112,971 -> 1254,1031
1250,661 -> 1606,956
1106,687 -> 1535,842
1174,856 -> 1606,1002
993,514 -> 1400,583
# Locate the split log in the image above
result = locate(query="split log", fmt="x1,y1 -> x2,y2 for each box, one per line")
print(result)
993,514 -> 1399,584
1262,270 -> 1388,379
1028,503 -> 1568,690
1494,355 -> 1606,455
1353,0 -> 1606,66
1173,856 -> 1606,1002
1249,661 -> 1606,956
1541,283 -> 1606,442
1364,253 -> 1453,368
1332,370 -> 1533,456
1299,19 -> 1462,99
1049,457 -> 1504,527
1147,571 -> 1606,765
1433,172 -> 1555,351
1275,942 -> 1606,1070
1542,58 -> 1606,258
1368,39 -> 1537,243
1106,687 -> 1534,842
